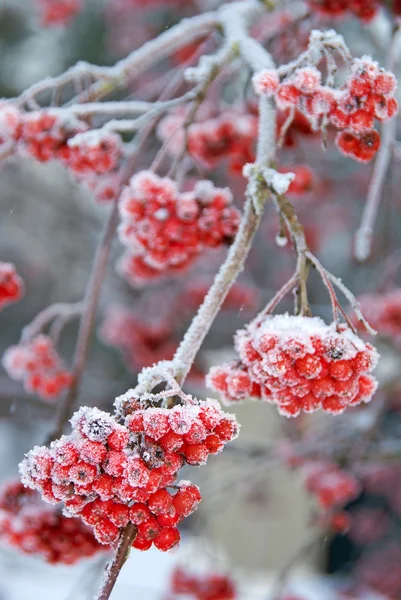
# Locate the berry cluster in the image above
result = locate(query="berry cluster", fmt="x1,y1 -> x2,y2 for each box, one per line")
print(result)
20,400 -> 238,551
278,165 -> 315,196
118,171 -> 241,285
253,57 -> 398,162
36,0 -> 83,27
169,566 -> 237,600
100,306 -> 176,370
300,460 -> 360,509
187,111 -> 257,175
20,111 -> 122,174
158,109 -> 257,176
207,314 -> 379,417
0,262 -> 24,311
2,335 -> 72,401
0,480 -> 103,564
353,289 -> 401,349
306,0 -> 379,21
0,105 -> 122,192
181,279 -> 259,313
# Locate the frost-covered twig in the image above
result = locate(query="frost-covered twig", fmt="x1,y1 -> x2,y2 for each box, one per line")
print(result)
354,24 -> 401,262
17,12 -> 220,107
21,302 -> 83,343
272,193 -> 311,316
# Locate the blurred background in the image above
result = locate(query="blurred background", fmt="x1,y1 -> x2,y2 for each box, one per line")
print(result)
0,1 -> 401,599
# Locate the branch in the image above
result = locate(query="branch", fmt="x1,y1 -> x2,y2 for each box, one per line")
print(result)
96,3 -> 277,597
17,12 -> 220,107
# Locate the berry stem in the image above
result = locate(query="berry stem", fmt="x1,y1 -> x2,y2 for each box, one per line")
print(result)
21,302 -> 83,343
354,23 -> 401,262
273,193 -> 311,316
96,523 -> 137,600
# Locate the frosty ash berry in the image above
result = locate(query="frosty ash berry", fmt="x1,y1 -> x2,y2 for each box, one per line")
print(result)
0,480 -> 104,564
207,314 -> 379,417
117,171 -> 241,285
2,335 -> 72,401
0,262 -> 24,310
19,397 -> 238,552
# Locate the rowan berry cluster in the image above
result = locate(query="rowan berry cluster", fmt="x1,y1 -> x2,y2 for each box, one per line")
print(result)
207,314 -> 379,417
354,289 -> 401,348
253,57 -> 398,162
117,171 -> 241,285
169,566 -> 237,600
278,165 -> 315,196
20,400 -> 238,552
187,111 -> 257,175
306,0 -> 379,21
0,105 -> 122,182
100,306 -> 176,370
0,480 -> 103,564
35,0 -> 83,26
2,335 -> 72,401
300,460 -> 360,509
0,262 -> 24,311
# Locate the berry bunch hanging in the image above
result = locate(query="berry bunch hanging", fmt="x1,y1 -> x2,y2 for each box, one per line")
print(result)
207,314 -> 379,417
353,289 -> 401,349
169,565 -> 237,600
0,262 -> 24,311
300,460 -> 360,509
35,0 -> 83,27
2,335 -> 72,401
0,480 -> 104,564
118,171 -> 241,285
20,399 -> 238,552
253,56 -> 398,162
306,0 -> 380,21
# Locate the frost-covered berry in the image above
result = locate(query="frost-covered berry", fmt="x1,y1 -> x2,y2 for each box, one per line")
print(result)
170,565 -> 237,599
306,0 -> 379,21
65,131 -> 122,175
300,460 -> 360,509
117,171 -> 241,286
100,306 -> 176,371
208,314 -> 378,417
20,393 -> 238,554
252,69 -> 280,96
335,130 -> 380,163
2,335 -> 72,401
36,0 -> 83,27
353,289 -> 401,348
0,262 -> 24,310
258,51 -> 397,163
0,480 -> 104,564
